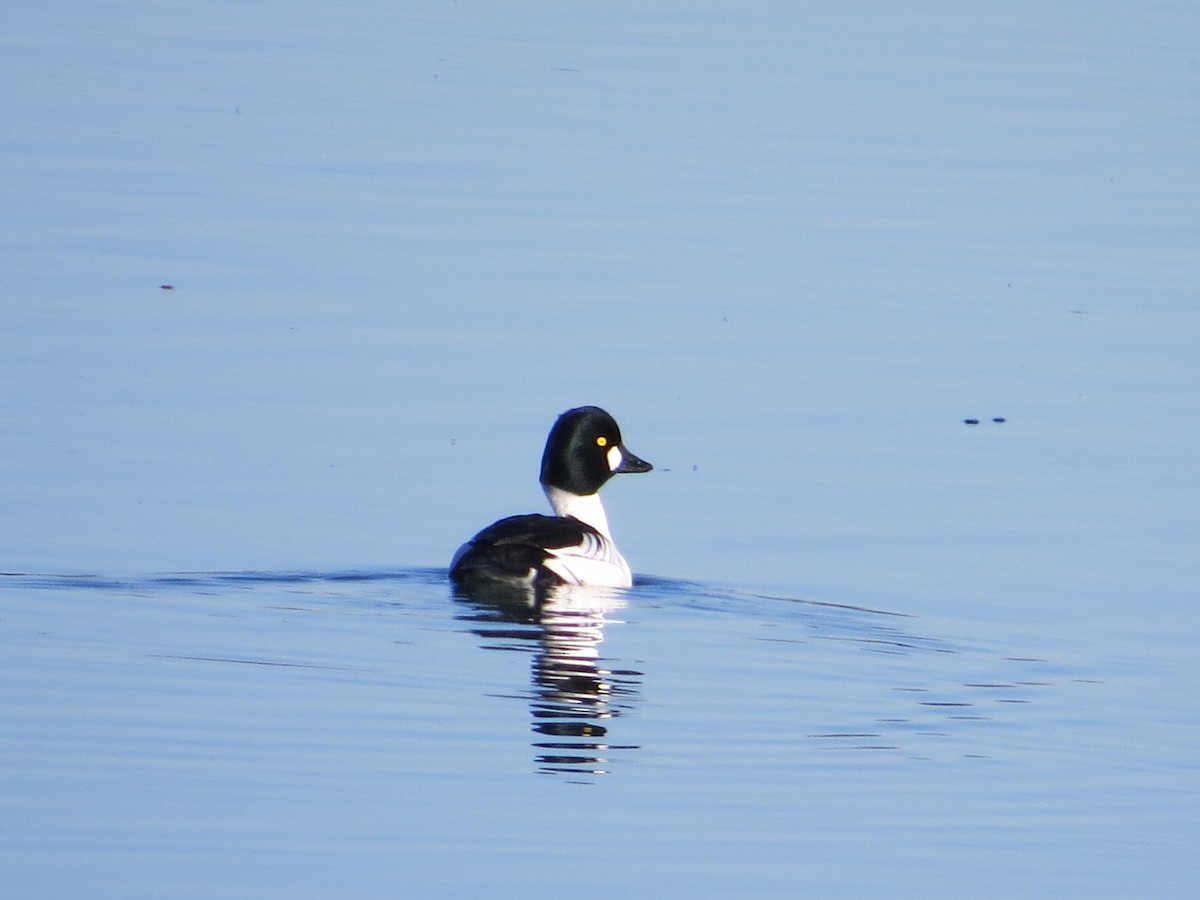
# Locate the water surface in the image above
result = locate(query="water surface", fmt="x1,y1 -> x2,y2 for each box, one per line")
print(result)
4,568 -> 1168,897
2,1 -> 1197,896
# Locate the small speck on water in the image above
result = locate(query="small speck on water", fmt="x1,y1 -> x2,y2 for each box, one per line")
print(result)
964,418 -> 979,426
159,284 -> 175,290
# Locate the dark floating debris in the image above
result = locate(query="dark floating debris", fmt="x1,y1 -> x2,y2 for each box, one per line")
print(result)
992,417 -> 1006,424
159,284 -> 175,290
964,418 -> 980,426
964,417 -> 1007,426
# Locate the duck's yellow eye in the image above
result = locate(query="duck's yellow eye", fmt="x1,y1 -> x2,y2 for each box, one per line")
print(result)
596,436 -> 608,447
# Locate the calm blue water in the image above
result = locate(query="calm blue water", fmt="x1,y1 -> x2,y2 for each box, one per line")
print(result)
3,2 -> 1197,896
4,568 -> 1177,897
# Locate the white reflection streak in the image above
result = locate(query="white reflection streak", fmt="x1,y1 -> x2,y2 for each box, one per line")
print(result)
529,587 -> 630,775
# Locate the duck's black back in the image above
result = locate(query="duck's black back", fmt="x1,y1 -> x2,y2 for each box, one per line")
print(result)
449,513 -> 599,586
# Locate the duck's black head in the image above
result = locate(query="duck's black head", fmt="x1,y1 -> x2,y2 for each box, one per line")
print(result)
538,406 -> 652,496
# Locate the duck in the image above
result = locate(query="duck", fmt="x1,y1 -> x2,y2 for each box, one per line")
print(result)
450,406 -> 652,590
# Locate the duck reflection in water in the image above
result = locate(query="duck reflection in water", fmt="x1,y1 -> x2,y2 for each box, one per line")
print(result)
453,579 -> 642,777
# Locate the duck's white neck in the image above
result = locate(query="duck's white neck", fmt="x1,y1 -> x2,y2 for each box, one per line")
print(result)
543,485 -> 613,539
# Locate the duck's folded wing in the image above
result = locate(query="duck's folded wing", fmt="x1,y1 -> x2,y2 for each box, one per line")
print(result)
450,514 -> 599,583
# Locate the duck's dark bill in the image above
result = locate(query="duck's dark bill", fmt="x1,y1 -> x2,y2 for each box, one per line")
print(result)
615,449 -> 652,474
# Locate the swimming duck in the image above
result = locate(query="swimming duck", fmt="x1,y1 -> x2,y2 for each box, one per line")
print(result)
450,406 -> 652,590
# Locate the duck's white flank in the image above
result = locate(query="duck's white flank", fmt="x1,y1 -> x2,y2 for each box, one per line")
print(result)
540,485 -> 631,587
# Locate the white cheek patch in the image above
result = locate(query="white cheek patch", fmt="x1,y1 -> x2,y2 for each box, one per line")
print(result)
606,445 -> 624,472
